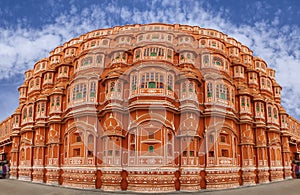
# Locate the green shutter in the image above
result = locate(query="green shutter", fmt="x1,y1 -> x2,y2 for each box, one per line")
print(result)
148,146 -> 154,152
148,82 -> 156,88
150,52 -> 157,56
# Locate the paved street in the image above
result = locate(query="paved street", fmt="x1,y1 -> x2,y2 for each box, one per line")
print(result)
0,179 -> 299,195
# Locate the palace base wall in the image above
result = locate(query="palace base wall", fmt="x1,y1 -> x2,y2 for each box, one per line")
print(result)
270,167 -> 284,181
126,169 -> 177,192
18,167 -> 32,181
205,168 -> 240,189
61,167 -> 97,189
7,165 -> 294,192
45,167 -> 61,185
32,167 -> 45,183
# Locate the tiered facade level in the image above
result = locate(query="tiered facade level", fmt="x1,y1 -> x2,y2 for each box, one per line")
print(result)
0,23 -> 300,192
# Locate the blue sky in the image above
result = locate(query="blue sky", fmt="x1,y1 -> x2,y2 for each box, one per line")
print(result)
0,0 -> 300,121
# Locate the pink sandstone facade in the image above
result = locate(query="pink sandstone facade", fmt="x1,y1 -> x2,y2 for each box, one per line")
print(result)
0,23 -> 300,192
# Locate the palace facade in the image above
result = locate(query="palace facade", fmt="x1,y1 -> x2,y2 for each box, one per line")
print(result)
0,23 -> 300,192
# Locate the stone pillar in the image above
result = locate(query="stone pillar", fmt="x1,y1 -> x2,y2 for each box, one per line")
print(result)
18,130 -> 34,181
10,135 -> 20,179
281,136 -> 292,179
45,123 -> 61,185
255,126 -> 270,183
32,127 -> 46,183
267,130 -> 284,182
240,123 -> 256,186
240,145 -> 256,185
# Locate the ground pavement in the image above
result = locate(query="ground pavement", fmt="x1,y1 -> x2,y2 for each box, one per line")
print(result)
0,179 -> 299,195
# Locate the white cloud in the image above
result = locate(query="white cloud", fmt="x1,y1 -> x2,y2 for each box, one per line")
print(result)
0,0 -> 300,120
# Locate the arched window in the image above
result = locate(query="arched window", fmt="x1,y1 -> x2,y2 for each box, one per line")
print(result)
226,88 -> 230,101
131,75 -> 137,90
144,47 -> 165,57
187,53 -> 191,59
203,55 -> 210,66
96,55 -> 103,65
74,133 -> 82,143
30,81 -> 34,88
36,78 -> 40,86
29,107 -> 32,117
135,49 -> 141,58
72,86 -> 77,100
182,83 -> 186,93
75,85 -> 80,99
44,74 -> 48,81
103,39 -> 108,45
212,56 -> 223,66
51,96 -> 54,107
220,85 -> 225,99
216,84 -> 228,100
21,148 -> 25,160
167,75 -> 173,90
83,84 -> 87,98
73,83 -> 87,100
139,72 -> 164,89
241,97 -> 245,106
23,108 -> 27,119
273,108 -> 278,119
56,97 -> 60,106
256,103 -> 260,112
207,83 -> 213,97
180,54 -> 185,61
167,49 -> 172,58
41,103 -> 45,112
81,56 -> 93,67
188,82 -> 194,92
110,82 -> 115,92
90,82 -> 96,97
261,78 -> 265,87
88,134 -> 94,144
117,82 -> 122,92
268,106 -> 272,117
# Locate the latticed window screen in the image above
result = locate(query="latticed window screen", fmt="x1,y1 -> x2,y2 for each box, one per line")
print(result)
90,82 -> 96,97
72,83 -> 87,100
216,84 -> 229,100
167,75 -> 173,90
140,72 -> 164,89
131,75 -> 137,90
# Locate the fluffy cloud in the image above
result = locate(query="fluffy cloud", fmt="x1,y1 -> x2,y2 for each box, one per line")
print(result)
0,0 -> 299,120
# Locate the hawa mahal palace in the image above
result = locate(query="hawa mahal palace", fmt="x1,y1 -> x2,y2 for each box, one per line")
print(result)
0,23 -> 300,192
